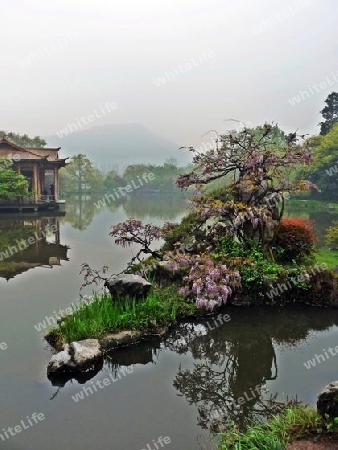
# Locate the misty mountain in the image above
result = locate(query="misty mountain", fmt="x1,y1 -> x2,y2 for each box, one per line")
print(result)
45,123 -> 191,171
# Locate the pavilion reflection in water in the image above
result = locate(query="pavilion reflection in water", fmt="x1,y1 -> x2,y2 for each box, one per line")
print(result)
0,215 -> 69,280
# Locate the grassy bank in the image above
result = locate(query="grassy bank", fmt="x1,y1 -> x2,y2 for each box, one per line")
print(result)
217,406 -> 338,450
316,248 -> 338,270
46,286 -> 197,344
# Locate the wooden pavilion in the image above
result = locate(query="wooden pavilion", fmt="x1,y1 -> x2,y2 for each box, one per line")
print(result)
0,136 -> 67,211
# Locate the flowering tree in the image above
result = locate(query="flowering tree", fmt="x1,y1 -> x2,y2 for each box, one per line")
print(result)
177,124 -> 314,245
109,219 -> 166,267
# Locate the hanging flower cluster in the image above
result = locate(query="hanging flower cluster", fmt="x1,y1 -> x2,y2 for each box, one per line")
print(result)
166,252 -> 241,310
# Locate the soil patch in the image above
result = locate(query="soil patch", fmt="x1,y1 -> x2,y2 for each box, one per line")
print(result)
287,435 -> 338,450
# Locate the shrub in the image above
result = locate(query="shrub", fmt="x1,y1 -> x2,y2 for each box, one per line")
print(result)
275,217 -> 317,262
216,238 -> 282,293
325,221 -> 338,251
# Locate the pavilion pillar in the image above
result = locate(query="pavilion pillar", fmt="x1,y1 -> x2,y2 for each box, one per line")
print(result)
36,167 -> 41,198
40,169 -> 45,196
54,167 -> 59,201
32,166 -> 38,202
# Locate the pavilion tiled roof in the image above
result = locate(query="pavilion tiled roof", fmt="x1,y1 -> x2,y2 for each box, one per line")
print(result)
0,137 -> 64,162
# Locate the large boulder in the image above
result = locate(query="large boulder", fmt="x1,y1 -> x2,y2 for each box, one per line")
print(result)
47,339 -> 102,374
317,381 -> 338,418
105,274 -> 152,299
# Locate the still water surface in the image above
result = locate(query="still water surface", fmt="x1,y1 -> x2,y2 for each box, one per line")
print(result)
0,195 -> 337,450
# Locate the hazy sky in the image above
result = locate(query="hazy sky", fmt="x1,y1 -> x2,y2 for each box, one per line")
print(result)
1,0 -> 337,148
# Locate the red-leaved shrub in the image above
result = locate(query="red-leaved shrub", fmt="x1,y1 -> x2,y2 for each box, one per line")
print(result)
275,217 -> 317,262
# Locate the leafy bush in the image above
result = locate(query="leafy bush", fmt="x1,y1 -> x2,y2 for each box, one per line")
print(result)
215,239 -> 282,293
275,217 -> 317,263
325,221 -> 338,250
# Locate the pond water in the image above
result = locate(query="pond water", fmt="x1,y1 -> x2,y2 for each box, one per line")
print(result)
0,195 -> 338,450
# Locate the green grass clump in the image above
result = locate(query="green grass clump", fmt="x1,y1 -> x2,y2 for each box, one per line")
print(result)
218,407 -> 325,450
48,286 -> 196,343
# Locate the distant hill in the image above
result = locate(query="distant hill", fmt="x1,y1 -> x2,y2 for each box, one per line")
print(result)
45,123 -> 191,171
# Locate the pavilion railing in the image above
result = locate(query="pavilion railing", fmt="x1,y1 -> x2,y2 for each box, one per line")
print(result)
0,195 -> 56,204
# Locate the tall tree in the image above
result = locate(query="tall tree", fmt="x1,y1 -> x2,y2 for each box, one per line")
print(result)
0,131 -> 46,148
319,92 -> 338,135
59,154 -> 103,193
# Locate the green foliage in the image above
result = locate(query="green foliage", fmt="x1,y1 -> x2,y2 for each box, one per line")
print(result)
319,91 -> 338,135
214,239 -> 281,292
123,161 -> 183,191
161,213 -> 205,251
325,221 -> 338,250
218,407 -> 325,450
103,170 -> 125,191
59,156 -> 187,194
0,158 -> 28,200
305,123 -> 338,200
0,131 -> 46,148
59,154 -> 103,193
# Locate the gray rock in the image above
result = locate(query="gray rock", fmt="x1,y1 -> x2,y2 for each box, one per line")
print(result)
47,339 -> 102,374
70,339 -> 102,370
47,344 -> 72,374
317,381 -> 338,418
99,330 -> 144,351
99,327 -> 169,352
105,274 -> 152,299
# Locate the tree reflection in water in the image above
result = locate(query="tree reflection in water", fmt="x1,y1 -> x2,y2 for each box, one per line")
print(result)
46,304 -> 338,442
166,307 -> 338,432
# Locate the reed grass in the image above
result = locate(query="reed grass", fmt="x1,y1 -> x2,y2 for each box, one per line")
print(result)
48,286 -> 194,343
218,407 -> 329,450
